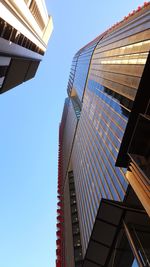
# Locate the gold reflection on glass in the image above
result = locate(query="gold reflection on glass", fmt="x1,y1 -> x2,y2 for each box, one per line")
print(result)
100,52 -> 148,65
95,37 -> 150,58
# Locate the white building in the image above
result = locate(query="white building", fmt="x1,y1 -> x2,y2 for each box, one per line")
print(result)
0,0 -> 53,93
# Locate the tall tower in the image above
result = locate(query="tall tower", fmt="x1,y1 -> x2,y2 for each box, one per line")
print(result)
0,0 -> 53,93
56,3 -> 150,267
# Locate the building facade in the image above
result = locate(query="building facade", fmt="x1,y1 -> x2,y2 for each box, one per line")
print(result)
56,3 -> 150,267
0,0 -> 53,93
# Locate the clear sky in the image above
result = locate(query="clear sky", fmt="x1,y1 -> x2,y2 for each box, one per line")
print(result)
0,1 -> 145,267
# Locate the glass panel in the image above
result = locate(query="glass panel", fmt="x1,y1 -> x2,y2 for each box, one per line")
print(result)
130,224 -> 150,266
0,77 -> 5,87
0,56 -> 11,66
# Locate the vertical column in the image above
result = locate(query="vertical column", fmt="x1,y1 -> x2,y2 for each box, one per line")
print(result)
68,171 -> 83,267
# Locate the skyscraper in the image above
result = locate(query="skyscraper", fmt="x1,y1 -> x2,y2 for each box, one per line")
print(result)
0,0 -> 53,93
56,3 -> 150,267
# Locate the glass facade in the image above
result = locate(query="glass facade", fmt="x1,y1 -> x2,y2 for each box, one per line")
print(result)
70,8 -> 150,254
71,80 -> 130,254
57,3 -> 150,267
73,44 -> 97,101
60,98 -> 78,180
67,36 -> 101,101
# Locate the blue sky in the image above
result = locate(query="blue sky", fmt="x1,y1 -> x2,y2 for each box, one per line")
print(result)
0,1 -> 145,267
